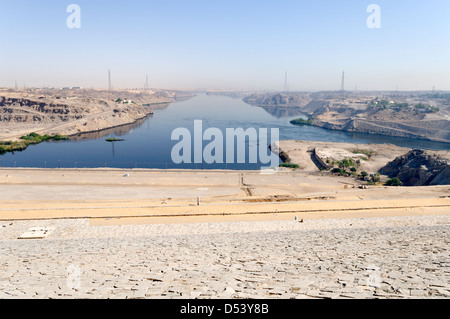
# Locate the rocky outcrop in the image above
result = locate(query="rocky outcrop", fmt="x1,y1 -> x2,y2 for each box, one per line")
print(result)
311,118 -> 450,143
243,93 -> 315,118
243,93 -> 312,108
430,166 -> 450,185
306,99 -> 450,143
379,150 -> 450,186
309,105 -> 450,143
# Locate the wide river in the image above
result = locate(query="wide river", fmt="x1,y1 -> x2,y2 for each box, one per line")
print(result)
1,94 -> 449,169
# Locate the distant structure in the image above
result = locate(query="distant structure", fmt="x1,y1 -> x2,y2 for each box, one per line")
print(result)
108,69 -> 112,91
15,81 -> 18,90
340,71 -> 345,94
283,71 -> 289,93
144,74 -> 149,90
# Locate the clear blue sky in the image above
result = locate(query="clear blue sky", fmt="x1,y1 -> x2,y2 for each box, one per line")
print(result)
1,0 -> 449,91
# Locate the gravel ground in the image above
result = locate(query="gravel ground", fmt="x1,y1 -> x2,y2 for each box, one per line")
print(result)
0,215 -> 449,299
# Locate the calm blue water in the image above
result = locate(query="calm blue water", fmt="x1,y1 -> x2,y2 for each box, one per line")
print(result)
1,93 -> 449,169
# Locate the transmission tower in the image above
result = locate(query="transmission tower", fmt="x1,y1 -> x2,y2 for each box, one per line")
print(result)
283,71 -> 289,93
145,74 -> 149,91
340,71 -> 345,94
108,69 -> 112,91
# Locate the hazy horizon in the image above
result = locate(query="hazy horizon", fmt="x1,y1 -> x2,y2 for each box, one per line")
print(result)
3,87 -> 450,94
1,0 -> 450,91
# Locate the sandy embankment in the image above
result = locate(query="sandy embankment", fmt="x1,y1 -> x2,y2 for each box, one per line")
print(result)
0,168 -> 448,225
277,140 -> 414,173
278,140 -> 450,175
1,168 -> 449,299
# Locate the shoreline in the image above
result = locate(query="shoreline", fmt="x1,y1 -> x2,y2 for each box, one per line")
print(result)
0,88 -> 191,142
291,119 -> 450,144
66,112 -> 154,140
289,116 -> 450,147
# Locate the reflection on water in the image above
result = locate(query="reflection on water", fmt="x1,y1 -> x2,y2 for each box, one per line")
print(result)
0,94 -> 449,169
69,103 -> 171,141
258,105 -> 305,118
70,115 -> 152,141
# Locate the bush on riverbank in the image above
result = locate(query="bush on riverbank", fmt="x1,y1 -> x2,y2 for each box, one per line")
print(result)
20,133 -> 68,143
290,118 -> 313,126
106,138 -> 125,142
385,177 -> 402,186
0,141 -> 28,154
0,133 -> 69,155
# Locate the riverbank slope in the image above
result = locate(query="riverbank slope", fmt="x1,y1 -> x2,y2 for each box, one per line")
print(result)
0,88 -> 194,141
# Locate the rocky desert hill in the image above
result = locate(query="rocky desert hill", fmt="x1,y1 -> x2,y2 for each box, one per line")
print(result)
379,149 -> 450,186
311,104 -> 450,143
244,91 -> 450,143
0,88 -> 193,141
278,140 -> 450,186
243,93 -> 313,118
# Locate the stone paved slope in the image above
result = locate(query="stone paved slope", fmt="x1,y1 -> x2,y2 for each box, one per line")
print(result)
0,216 -> 448,299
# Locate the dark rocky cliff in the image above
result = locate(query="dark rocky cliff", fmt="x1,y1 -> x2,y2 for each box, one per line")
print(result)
379,149 -> 450,186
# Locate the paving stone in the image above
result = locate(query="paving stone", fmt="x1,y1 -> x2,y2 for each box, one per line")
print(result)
0,216 -> 448,299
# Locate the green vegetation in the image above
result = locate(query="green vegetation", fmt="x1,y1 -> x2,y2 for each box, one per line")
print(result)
327,158 -> 383,184
328,158 -> 362,177
385,177 -> 402,186
338,158 -> 355,169
0,133 -> 69,155
115,98 -> 136,105
279,163 -> 300,169
278,151 -> 290,163
356,171 -> 381,184
20,132 -> 68,143
369,99 -> 409,109
367,174 -> 381,184
369,99 -> 440,113
414,103 -> 440,113
53,134 -> 69,141
0,141 -> 27,154
290,117 -> 313,126
106,138 -> 125,142
331,168 -> 346,175
358,171 -> 381,184
328,158 -> 360,169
